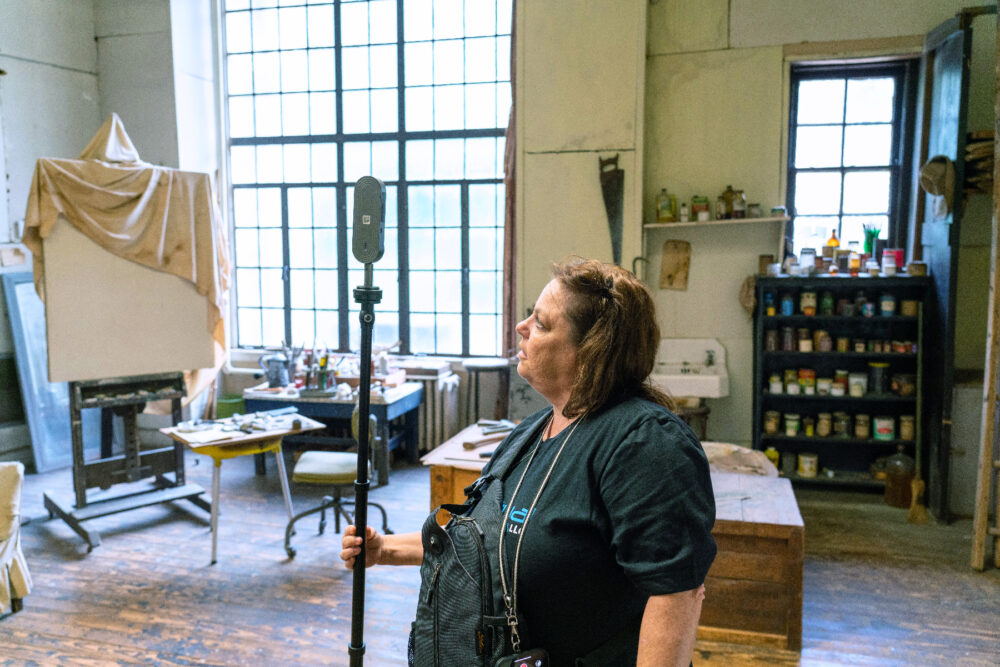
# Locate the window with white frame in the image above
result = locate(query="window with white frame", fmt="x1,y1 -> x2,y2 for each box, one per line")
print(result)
787,60 -> 918,259
222,0 -> 512,355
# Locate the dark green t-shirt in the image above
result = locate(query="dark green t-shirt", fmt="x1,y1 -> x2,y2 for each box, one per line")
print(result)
483,398 -> 717,666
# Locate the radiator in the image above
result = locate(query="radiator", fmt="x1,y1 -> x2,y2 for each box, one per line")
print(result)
412,373 -> 461,453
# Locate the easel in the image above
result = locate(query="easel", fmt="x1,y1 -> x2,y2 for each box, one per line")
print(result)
43,372 -> 211,551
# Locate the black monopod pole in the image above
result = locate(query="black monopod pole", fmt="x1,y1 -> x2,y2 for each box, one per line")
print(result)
348,176 -> 385,667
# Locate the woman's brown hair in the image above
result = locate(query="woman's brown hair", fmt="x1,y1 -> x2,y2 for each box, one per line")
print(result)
552,257 -> 674,417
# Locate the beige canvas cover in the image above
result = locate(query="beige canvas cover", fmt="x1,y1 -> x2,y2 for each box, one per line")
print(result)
21,114 -> 230,402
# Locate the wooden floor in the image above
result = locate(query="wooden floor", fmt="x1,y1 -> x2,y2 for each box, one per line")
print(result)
3,451 -> 999,666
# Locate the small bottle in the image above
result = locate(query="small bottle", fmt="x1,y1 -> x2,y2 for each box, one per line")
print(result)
721,185 -> 736,219
678,202 -> 690,222
848,251 -> 861,277
826,229 -> 840,248
732,190 -> 747,219
715,196 -> 726,220
656,188 -> 674,223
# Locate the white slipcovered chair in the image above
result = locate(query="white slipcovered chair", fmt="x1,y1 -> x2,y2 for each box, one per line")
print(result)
0,461 -> 32,615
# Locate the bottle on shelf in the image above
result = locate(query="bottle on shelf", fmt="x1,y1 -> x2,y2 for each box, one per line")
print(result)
656,188 -> 675,223
721,185 -> 736,220
826,228 -> 840,248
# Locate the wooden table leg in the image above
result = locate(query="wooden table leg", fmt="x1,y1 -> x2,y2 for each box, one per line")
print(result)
274,444 -> 294,520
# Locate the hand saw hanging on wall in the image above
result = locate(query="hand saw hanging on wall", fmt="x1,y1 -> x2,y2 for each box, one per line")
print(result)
599,154 -> 624,265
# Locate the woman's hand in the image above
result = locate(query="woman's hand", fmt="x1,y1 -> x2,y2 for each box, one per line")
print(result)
340,525 -> 384,569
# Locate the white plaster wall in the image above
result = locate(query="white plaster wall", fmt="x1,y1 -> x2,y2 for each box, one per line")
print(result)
516,0 -> 647,313
94,0 -> 178,167
170,0 -> 217,174
0,0 -> 100,247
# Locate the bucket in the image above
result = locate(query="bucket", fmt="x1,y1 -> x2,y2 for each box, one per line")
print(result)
217,394 -> 245,419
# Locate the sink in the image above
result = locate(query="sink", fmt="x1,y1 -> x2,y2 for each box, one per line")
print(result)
649,338 -> 729,398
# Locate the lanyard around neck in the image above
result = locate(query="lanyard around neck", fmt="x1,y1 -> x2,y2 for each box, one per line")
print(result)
498,412 -> 583,653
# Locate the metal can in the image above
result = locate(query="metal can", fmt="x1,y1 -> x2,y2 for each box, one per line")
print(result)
836,337 -> 850,353
798,328 -> 813,352
873,415 -> 895,440
798,368 -> 816,395
781,327 -> 796,351
780,293 -> 795,316
769,374 -> 783,393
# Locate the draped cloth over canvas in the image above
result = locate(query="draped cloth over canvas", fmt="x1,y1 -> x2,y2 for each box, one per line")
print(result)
22,114 -> 230,405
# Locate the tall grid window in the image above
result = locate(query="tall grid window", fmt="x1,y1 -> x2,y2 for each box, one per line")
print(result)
787,61 -> 917,257
223,0 -> 511,356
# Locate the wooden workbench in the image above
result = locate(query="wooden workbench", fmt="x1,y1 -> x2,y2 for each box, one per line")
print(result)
422,424 -> 804,651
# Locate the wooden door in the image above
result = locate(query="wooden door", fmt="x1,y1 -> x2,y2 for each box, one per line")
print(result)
918,15 -> 973,521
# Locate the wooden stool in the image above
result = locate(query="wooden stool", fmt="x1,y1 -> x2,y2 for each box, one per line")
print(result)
461,357 -> 511,422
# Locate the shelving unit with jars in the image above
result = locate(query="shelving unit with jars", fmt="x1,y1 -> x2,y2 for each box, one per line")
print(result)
752,275 -> 929,488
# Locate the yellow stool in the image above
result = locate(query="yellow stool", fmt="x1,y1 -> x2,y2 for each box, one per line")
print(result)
195,437 -> 293,565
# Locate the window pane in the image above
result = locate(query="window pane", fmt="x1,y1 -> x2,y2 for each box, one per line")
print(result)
794,126 -> 842,168
229,96 -> 254,137
310,92 -> 336,133
369,0 -> 397,44
231,146 -> 256,183
843,170 -> 889,214
470,228 -> 499,270
289,229 -> 313,267
469,184 -> 499,227
411,313 -> 436,353
465,136 -> 496,178
469,314 -> 499,356
410,229 -> 434,269
434,39 -> 463,85
284,143 -> 311,182
258,188 -> 282,226
435,139 -> 463,179
465,37 -> 496,82
311,143 -> 337,182
281,51 -> 309,92
465,3 -> 495,38
261,309 -> 284,347
372,140 -> 399,180
315,270 -> 338,308
794,172 -> 841,215
253,52 -> 281,93
259,228 -> 284,266
370,44 -> 398,88
290,269 -> 314,308
260,269 -> 283,307
344,142 -> 372,182
342,46 -> 370,89
257,145 -> 283,182
307,5 -> 334,47
236,268 -> 260,307
371,89 -> 398,133
409,186 -> 434,227
235,228 -> 260,265
252,8 -> 279,51
407,140 -> 434,180
434,85 -> 464,130
228,54 -> 253,95
343,90 -> 371,133
405,0 -> 433,42
470,271 -> 498,311
466,83 -> 497,129
233,188 -> 258,227
291,308 -> 315,343
405,87 -> 434,132
316,309 -> 337,344
308,49 -> 336,91
433,0 -> 463,40
797,79 -> 844,125
238,308 -> 262,346
226,12 -> 252,53
341,1 -> 369,47
435,185 -> 461,226
843,125 -> 892,167
435,229 -> 461,270
410,271 -> 435,311
254,94 -> 281,136
288,188 -> 312,227
313,188 -> 336,227
282,92 -> 309,135
791,216 -> 838,257
405,43 -> 433,86
373,311 -> 399,350
436,313 -> 461,353
846,77 -> 894,123
314,228 -> 336,267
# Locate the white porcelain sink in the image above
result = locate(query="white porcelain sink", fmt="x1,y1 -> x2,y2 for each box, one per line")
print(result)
649,338 -> 729,398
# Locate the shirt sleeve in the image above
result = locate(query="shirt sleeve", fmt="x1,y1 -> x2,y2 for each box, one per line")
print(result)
598,414 -> 717,595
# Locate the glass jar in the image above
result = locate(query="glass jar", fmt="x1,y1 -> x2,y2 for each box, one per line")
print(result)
781,326 -> 796,352
780,293 -> 795,316
819,291 -> 835,316
784,413 -> 800,436
833,411 -> 851,437
868,361 -> 890,395
800,291 -> 817,316
816,412 -> 832,437
854,414 -> 871,439
763,410 -> 781,435
899,415 -> 915,440
884,445 -> 915,508
765,329 -> 778,351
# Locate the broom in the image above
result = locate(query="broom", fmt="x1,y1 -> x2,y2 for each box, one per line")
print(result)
908,435 -> 928,524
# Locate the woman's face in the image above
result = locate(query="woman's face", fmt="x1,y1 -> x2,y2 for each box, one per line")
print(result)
515,279 -> 580,405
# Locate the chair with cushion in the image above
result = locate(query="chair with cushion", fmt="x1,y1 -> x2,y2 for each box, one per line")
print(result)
0,461 -> 32,616
284,411 -> 392,558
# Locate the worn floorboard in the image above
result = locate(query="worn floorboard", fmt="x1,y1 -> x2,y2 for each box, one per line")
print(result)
3,453 -> 999,666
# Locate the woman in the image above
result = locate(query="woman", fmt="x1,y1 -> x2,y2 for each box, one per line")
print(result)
342,258 -> 716,666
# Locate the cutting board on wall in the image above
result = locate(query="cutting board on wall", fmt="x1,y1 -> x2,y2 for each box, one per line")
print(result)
659,239 -> 691,290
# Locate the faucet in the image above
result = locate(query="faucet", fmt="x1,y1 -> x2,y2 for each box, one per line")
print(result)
705,350 -> 715,367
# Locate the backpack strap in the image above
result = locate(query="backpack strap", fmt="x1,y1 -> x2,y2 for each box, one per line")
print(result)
459,411 -> 552,507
